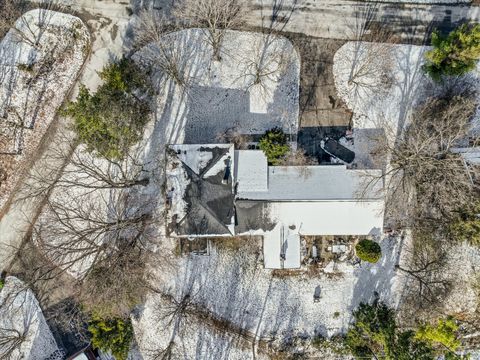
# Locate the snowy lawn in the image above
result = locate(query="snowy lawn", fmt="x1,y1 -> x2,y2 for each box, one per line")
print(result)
333,41 -> 480,141
0,9 -> 89,212
133,235 -> 405,358
334,41 -> 480,319
0,276 -> 61,359
134,29 -> 300,144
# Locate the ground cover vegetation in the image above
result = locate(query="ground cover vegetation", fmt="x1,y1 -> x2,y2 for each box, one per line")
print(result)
88,314 -> 134,360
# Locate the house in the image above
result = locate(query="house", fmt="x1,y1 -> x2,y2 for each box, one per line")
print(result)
166,144 -> 384,269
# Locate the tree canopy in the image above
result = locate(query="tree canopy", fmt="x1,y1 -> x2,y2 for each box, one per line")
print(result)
344,300 -> 461,360
88,314 -> 134,360
449,200 -> 480,246
424,24 -> 480,81
355,239 -> 382,263
64,58 -> 152,160
258,127 -> 290,165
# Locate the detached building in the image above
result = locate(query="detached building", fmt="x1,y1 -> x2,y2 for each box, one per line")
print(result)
166,144 -> 384,269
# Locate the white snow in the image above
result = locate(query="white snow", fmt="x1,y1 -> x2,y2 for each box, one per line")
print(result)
265,201 -> 384,236
333,42 -> 430,142
334,41 -> 480,142
169,144 -> 214,175
234,150 -> 268,192
334,41 -> 480,320
263,225 -> 301,269
0,277 -> 60,359
0,9 -> 89,211
134,29 -> 300,144
134,233 -> 404,357
166,156 -> 190,223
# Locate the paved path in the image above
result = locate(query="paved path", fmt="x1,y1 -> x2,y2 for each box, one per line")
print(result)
243,0 -> 480,42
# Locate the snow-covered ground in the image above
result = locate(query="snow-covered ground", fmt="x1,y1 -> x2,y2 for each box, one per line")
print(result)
0,277 -> 61,359
334,41 -> 480,320
0,9 -> 89,211
134,29 -> 300,144
334,41 -> 480,141
133,235 -> 405,358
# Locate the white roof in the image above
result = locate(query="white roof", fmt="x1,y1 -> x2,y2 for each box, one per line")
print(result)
263,224 -> 301,269
268,201 -> 384,236
261,199 -> 383,269
234,150 -> 268,192
237,165 -> 383,201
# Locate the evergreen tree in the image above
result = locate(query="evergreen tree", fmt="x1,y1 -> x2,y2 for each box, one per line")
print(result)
258,127 -> 290,165
424,24 -> 480,81
88,314 -> 134,360
64,58 -> 151,160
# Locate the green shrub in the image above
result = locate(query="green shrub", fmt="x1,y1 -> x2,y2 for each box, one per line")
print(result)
258,127 -> 290,165
0,279 -> 4,290
88,314 -> 133,360
345,300 -> 435,359
415,317 -> 460,353
449,200 -> 480,246
64,58 -> 151,160
424,24 -> 480,81
17,63 -> 34,72
355,239 -> 381,263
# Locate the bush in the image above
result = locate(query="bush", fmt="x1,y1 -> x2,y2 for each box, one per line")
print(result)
449,200 -> 480,246
258,127 -> 290,165
355,239 -> 381,263
0,279 -> 4,291
424,24 -> 480,81
64,58 -> 151,160
345,300 -> 435,359
88,314 -> 133,360
415,317 -> 460,353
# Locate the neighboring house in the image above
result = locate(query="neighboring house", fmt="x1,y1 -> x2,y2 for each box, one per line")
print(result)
166,144 -> 385,269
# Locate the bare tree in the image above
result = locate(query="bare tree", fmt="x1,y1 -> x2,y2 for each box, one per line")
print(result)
132,10 -> 196,89
79,247 -> 150,318
8,2 -> 64,49
396,229 -> 451,322
340,4 -> 396,101
174,0 -> 244,61
34,189 -> 154,278
215,126 -> 250,149
366,93 -> 479,227
132,10 -> 178,50
242,32 -> 292,102
33,187 -> 155,317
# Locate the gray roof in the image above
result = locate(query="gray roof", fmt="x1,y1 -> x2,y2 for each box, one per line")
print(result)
236,165 -> 383,201
166,144 -> 235,236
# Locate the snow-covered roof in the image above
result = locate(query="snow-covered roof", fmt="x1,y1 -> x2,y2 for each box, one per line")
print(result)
234,150 -> 268,193
263,225 -> 301,269
166,144 -> 235,237
267,201 -> 384,236
237,165 -> 383,201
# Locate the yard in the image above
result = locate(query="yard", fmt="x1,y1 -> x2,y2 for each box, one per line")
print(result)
0,9 -> 89,213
